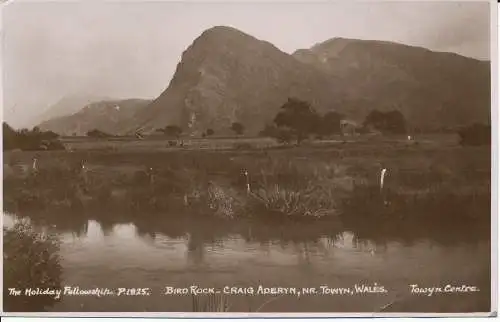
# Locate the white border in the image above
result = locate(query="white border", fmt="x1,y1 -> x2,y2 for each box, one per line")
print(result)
0,0 -> 498,320
491,0 -> 499,318
0,312 -> 498,317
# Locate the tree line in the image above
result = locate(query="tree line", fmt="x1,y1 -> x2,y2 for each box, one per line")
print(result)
154,122 -> 245,139
258,98 -> 407,145
3,123 -> 65,151
4,96 -> 489,150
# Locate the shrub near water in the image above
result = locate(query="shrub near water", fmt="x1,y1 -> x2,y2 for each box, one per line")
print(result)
240,160 -> 358,220
3,220 -> 63,311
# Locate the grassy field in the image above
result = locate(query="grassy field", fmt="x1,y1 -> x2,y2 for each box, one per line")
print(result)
3,134 -> 491,243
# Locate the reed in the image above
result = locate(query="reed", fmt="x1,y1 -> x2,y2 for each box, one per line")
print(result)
191,293 -> 229,312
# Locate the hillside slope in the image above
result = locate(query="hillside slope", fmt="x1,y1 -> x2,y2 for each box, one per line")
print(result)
33,94 -> 113,127
38,99 -> 152,136
293,37 -> 490,130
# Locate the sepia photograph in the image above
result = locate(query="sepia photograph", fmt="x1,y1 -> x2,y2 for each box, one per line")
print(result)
1,0 -> 496,316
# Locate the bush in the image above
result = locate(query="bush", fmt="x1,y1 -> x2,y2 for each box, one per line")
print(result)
231,122 -> 245,135
3,123 -> 65,151
274,128 -> 294,144
259,124 -> 293,144
458,123 -> 490,146
158,125 -> 183,138
241,161 -> 352,221
233,142 -> 254,150
259,124 -> 277,137
246,184 -> 337,220
3,220 -> 63,311
87,129 -> 112,138
363,110 -> 406,134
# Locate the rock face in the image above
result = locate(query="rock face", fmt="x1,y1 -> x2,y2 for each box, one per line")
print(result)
132,26 -> 341,135
132,26 -> 490,135
38,99 -> 152,136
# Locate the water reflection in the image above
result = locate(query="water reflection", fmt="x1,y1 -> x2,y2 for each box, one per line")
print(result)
187,232 -> 206,266
2,212 -> 491,312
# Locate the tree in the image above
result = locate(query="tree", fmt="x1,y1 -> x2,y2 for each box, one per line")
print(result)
363,110 -> 384,130
458,123 -> 490,146
160,125 -> 183,138
318,111 -> 343,136
363,110 -> 406,134
384,110 -> 406,134
273,98 -> 320,144
274,128 -> 293,144
231,122 -> 245,135
40,130 -> 59,140
206,128 -> 214,136
3,122 -> 18,150
3,122 -> 64,151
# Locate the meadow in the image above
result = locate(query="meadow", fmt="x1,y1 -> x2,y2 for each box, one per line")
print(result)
3,133 -> 491,243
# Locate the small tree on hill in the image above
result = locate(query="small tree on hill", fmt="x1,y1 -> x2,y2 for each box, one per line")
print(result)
206,128 -> 214,136
274,98 -> 320,144
231,122 -> 245,135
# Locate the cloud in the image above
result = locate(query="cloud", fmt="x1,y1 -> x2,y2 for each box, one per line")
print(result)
414,1 -> 490,59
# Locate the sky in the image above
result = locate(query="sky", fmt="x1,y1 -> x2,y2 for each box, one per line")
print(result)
1,0 -> 493,128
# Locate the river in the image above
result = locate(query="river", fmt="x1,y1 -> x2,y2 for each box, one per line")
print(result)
3,212 -> 491,313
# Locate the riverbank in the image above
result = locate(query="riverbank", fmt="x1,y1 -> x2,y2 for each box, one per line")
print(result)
3,136 -> 491,244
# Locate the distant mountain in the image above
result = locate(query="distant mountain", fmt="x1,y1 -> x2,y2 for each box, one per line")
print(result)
33,94 -> 113,127
38,99 -> 152,136
293,37 -> 490,130
43,26 -> 490,136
